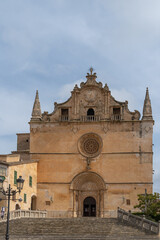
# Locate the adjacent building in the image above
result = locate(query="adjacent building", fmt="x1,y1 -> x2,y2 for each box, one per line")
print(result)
0,154 -> 37,211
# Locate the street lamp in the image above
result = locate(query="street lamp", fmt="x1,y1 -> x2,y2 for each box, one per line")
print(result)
0,176 -> 5,189
0,175 -> 24,240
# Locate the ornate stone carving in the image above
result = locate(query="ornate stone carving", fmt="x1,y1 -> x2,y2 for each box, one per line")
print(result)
70,171 -> 106,191
71,125 -> 79,134
102,124 -> 109,134
30,128 -> 38,134
81,181 -> 98,191
80,68 -> 103,89
144,126 -> 152,133
84,89 -> 97,103
84,139 -> 99,155
78,133 -> 103,158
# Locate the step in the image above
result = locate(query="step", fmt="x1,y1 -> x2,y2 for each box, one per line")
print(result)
0,217 -> 159,239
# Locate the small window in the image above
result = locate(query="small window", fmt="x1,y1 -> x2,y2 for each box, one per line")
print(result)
29,176 -> 32,187
87,108 -> 94,116
0,167 -> 7,176
126,199 -> 131,205
24,193 -> 27,203
61,109 -> 69,121
113,107 -> 120,115
45,201 -> 50,206
14,171 -> 17,185
112,107 -> 121,120
61,109 -> 68,116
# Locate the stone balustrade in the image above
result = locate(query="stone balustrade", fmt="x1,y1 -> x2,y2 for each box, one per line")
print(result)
81,115 -> 101,122
111,114 -> 122,121
117,207 -> 160,236
60,115 -> 69,121
0,210 -> 47,222
0,209 -> 118,222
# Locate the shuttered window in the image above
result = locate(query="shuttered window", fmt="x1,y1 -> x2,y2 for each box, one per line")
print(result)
0,167 -> 7,176
24,193 -> 27,203
29,176 -> 32,187
14,171 -> 17,185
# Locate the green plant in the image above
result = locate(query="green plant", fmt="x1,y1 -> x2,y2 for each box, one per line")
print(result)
134,192 -> 160,217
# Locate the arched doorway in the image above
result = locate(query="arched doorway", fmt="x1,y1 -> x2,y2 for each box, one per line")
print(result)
70,171 -> 106,217
83,197 -> 96,217
31,195 -> 37,210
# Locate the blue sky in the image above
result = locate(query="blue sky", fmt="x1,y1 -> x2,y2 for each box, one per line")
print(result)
0,0 -> 160,192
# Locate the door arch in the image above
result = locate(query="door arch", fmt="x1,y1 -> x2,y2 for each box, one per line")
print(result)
15,204 -> 20,210
83,196 -> 96,217
70,171 -> 106,217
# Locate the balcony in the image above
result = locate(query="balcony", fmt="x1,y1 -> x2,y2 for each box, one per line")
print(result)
80,115 -> 100,122
111,114 -> 122,121
60,116 -> 69,121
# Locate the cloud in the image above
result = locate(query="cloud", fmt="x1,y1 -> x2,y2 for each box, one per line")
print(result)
0,89 -> 32,137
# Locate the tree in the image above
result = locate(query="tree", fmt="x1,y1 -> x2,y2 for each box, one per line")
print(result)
134,192 -> 160,217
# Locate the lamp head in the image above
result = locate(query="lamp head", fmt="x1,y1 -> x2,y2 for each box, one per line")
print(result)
0,176 -> 5,189
16,176 -> 24,192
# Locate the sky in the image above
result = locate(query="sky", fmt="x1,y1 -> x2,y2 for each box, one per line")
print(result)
0,0 -> 160,192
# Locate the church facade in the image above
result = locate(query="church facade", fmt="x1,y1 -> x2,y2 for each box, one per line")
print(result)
1,69 -> 154,217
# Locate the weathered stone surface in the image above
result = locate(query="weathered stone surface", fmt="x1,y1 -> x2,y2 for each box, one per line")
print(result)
0,218 -> 159,240
29,70 -> 153,215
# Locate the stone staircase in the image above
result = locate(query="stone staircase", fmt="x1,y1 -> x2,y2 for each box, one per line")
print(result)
0,217 -> 159,240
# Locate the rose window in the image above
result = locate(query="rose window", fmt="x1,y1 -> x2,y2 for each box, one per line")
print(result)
78,133 -> 102,158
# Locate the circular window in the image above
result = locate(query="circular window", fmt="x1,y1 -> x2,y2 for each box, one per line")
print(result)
78,133 -> 103,158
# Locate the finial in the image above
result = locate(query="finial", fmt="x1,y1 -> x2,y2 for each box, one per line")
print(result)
31,90 -> 42,121
142,87 -> 153,120
89,67 -> 94,75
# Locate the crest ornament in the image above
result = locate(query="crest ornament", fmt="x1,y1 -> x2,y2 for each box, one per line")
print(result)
71,126 -> 79,134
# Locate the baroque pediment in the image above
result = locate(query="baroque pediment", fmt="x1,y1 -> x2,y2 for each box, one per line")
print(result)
36,68 -> 141,123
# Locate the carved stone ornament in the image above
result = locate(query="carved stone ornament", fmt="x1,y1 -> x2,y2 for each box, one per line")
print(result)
84,89 -> 97,103
31,128 -> 38,134
144,126 -> 152,133
102,124 -> 109,134
71,125 -> 79,134
78,133 -> 103,158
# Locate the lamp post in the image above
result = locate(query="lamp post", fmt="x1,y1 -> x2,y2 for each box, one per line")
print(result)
0,175 -> 24,240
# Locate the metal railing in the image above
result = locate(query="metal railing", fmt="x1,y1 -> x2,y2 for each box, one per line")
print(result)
117,207 -> 160,235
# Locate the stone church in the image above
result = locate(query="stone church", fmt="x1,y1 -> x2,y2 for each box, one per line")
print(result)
4,69 -> 154,217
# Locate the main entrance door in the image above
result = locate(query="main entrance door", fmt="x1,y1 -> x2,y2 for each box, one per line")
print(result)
83,197 -> 96,217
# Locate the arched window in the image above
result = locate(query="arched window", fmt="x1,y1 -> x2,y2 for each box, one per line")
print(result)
87,108 -> 94,116
87,108 -> 95,121
15,204 -> 20,210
